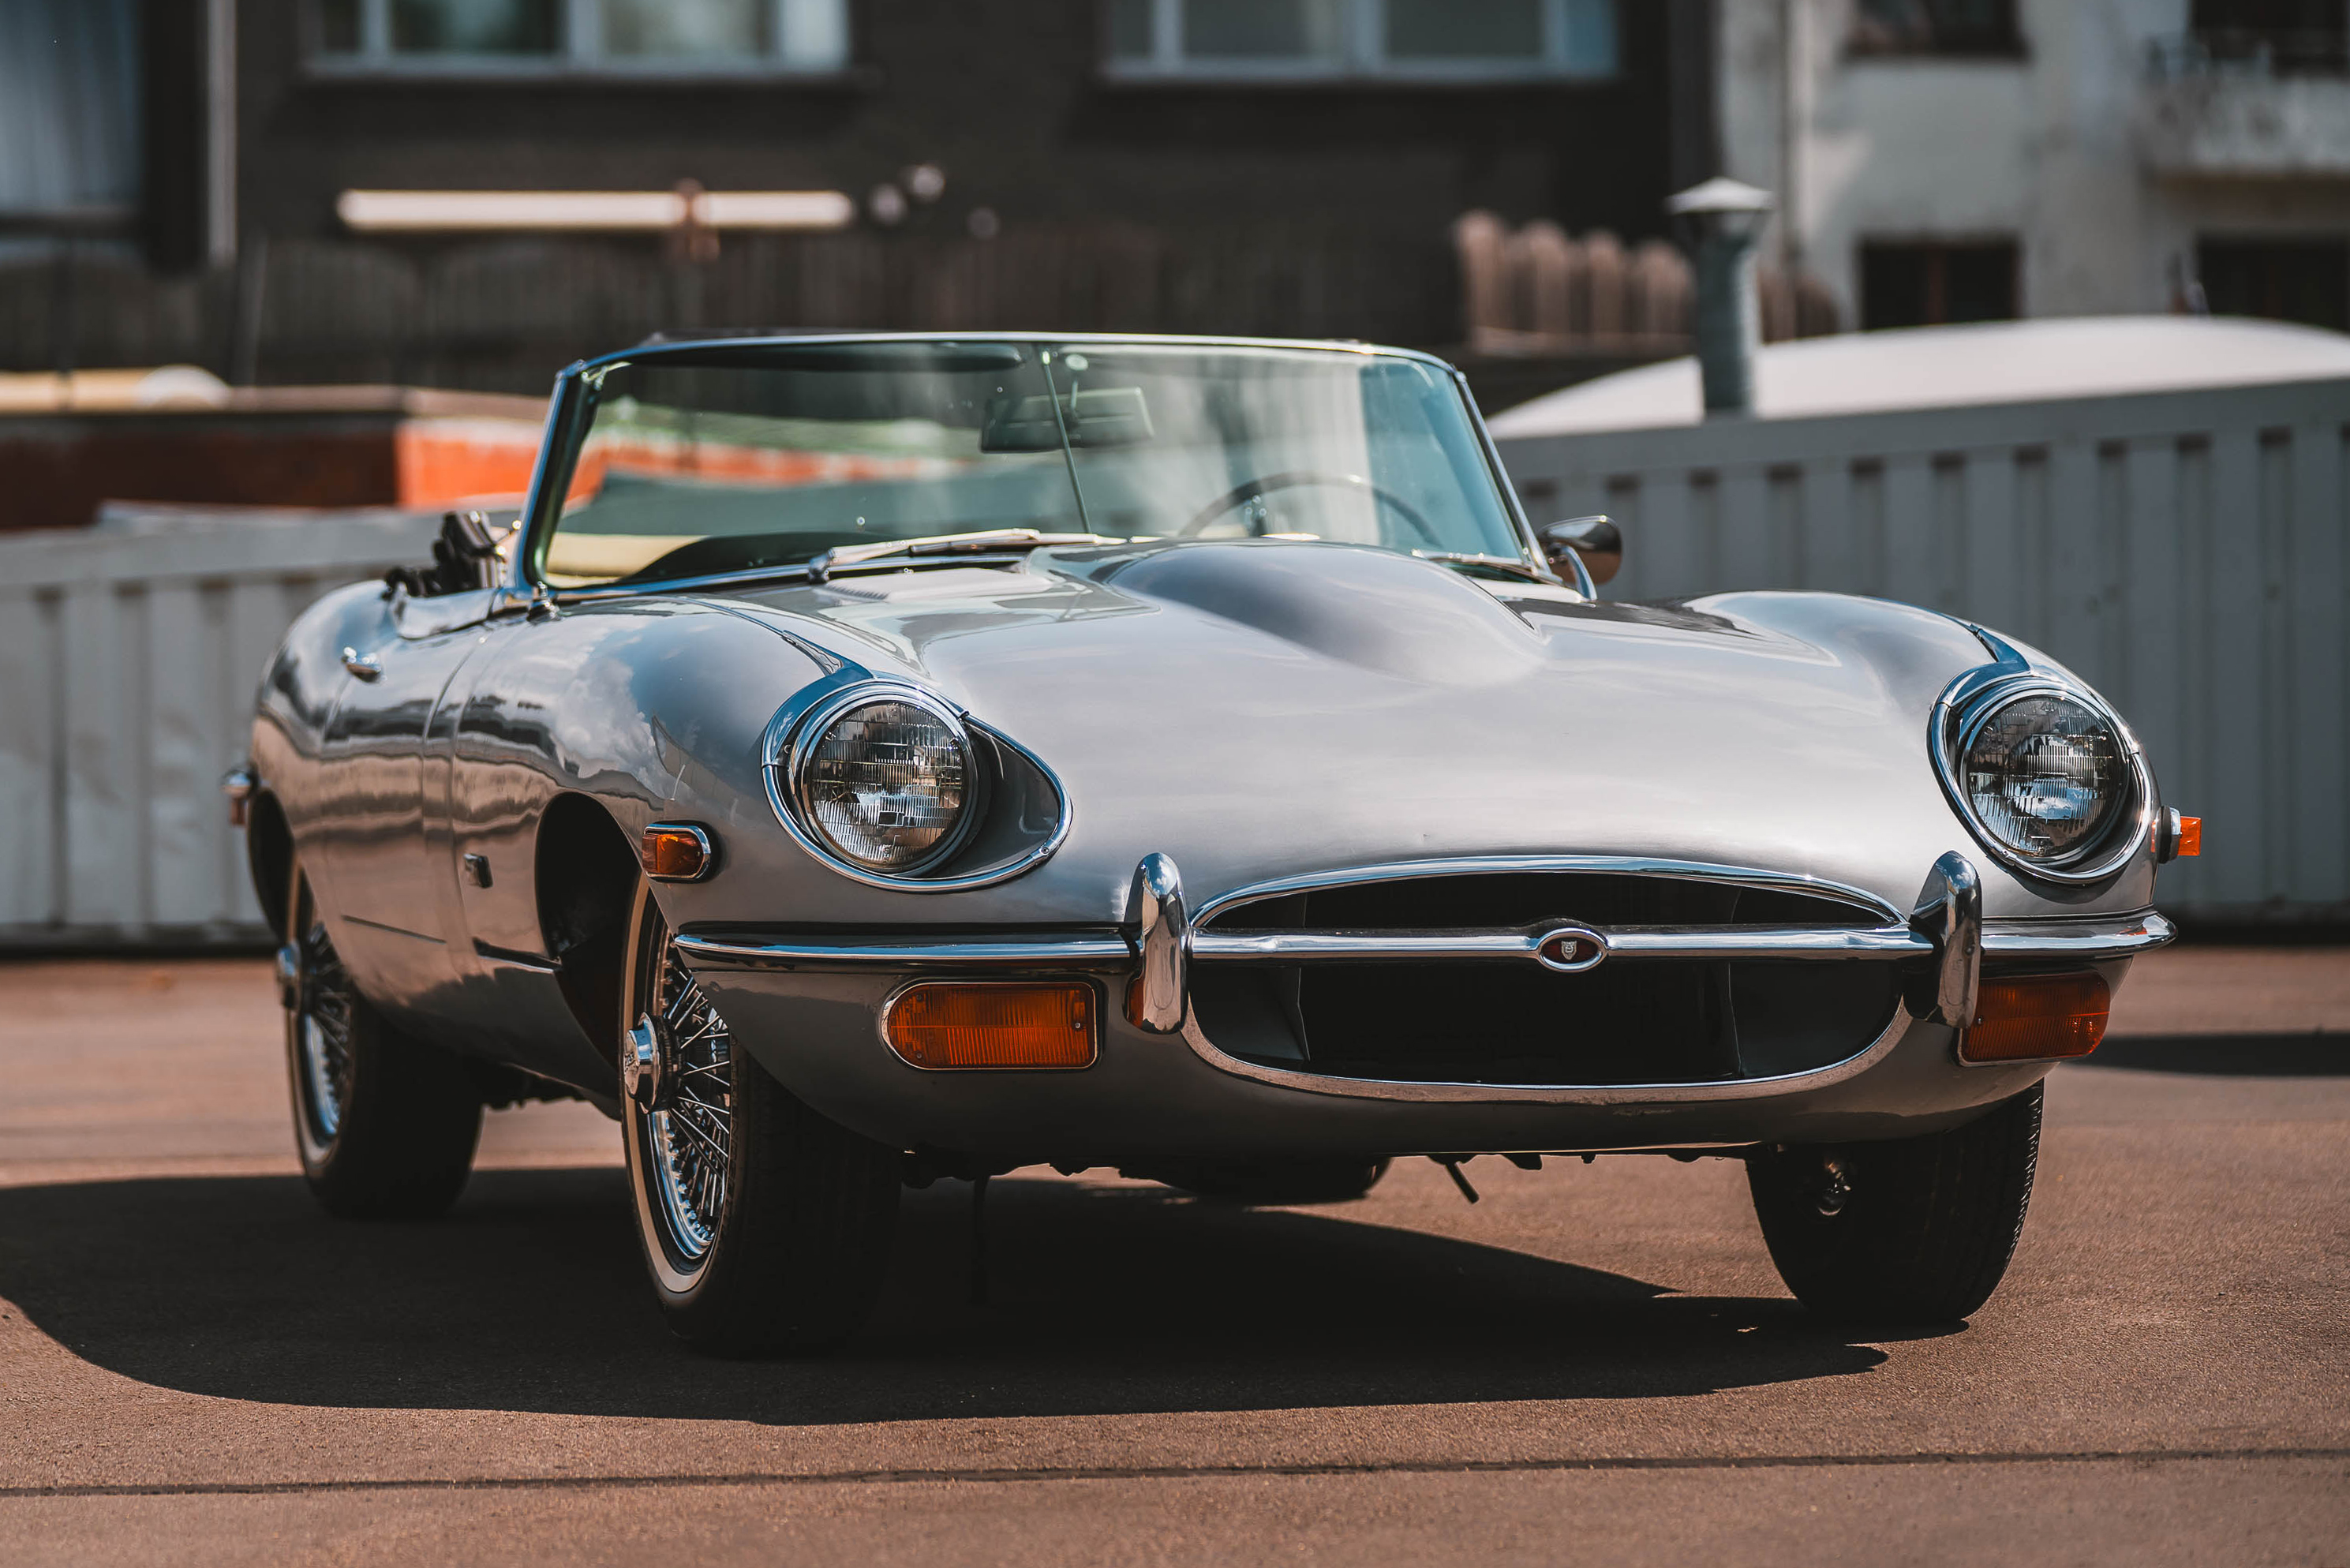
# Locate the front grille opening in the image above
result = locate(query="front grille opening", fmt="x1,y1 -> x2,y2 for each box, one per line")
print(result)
1192,959 -> 1902,1087
1203,873 -> 1882,934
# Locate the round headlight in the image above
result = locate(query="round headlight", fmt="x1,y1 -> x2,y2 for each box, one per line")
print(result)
791,694 -> 975,874
1959,691 -> 2127,866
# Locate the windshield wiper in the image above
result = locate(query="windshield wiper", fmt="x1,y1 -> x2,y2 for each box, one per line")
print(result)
1412,550 -> 1557,586
806,529 -> 1122,584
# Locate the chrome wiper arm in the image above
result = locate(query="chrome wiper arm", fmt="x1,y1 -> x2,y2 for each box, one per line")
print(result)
806,529 -> 1121,584
1411,550 -> 1557,585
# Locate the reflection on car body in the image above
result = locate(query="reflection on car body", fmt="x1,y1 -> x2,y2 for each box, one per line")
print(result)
235,333 -> 2191,1353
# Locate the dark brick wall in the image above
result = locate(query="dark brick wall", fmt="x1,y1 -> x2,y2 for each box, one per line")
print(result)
2,2 -> 1686,391
232,0 -> 1677,248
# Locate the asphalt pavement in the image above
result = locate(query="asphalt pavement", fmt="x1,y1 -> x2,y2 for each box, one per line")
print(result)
0,944 -> 2343,1565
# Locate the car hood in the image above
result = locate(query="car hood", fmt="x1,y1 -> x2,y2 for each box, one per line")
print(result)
720,540 -> 2127,919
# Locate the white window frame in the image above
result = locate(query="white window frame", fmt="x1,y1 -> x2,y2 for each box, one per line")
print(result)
1104,0 -> 1617,84
308,0 -> 851,78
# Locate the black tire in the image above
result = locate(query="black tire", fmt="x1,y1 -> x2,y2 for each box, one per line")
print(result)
619,881 -> 900,1355
1147,1157 -> 1392,1207
1746,1082 -> 2043,1325
282,858 -> 482,1219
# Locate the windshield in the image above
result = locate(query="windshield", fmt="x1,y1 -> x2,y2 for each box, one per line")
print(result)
537,339 -> 1526,588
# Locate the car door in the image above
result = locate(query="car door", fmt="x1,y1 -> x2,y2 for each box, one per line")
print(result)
440,610 -> 621,1090
312,587 -> 511,1021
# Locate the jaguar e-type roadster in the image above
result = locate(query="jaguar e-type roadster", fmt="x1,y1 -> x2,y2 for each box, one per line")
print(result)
230,333 -> 2191,1353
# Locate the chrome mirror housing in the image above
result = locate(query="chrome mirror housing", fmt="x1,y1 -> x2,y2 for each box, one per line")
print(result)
1537,515 -> 1622,586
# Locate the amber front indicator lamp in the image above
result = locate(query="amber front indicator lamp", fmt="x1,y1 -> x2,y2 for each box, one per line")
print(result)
884,983 -> 1098,1070
1959,972 -> 2112,1064
640,822 -> 715,882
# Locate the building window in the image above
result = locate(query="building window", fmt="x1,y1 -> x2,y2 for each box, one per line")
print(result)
2185,0 -> 2348,73
312,0 -> 848,73
2197,238 -> 2349,331
1103,0 -> 1618,82
1859,241 -> 2019,330
1848,0 -> 2022,58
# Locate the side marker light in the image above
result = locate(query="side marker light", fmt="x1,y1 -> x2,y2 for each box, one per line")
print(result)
884,983 -> 1098,1070
640,822 -> 716,882
2158,808 -> 2203,863
1959,972 -> 2111,1064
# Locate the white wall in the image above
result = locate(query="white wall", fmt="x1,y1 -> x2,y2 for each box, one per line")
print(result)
1720,0 -> 2350,325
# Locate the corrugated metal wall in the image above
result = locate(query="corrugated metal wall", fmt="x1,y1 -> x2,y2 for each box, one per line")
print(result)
0,515 -> 435,945
2,374 -> 2341,944
1497,376 -> 2350,920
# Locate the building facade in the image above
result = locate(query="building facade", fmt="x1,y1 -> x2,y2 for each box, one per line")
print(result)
1720,0 -> 2350,331
2,0 -> 1718,392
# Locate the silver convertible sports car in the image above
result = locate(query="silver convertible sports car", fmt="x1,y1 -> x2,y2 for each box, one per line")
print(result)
232,333 -> 2192,1353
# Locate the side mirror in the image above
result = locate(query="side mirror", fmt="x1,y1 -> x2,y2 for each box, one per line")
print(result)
1537,514 -> 1623,587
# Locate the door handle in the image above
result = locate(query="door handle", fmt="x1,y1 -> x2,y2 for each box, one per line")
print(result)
341,647 -> 384,682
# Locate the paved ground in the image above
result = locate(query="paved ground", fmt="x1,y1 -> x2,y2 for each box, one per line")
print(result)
0,945 -> 2343,1565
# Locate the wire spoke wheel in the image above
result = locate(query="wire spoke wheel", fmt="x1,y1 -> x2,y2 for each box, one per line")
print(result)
623,890 -> 742,1292
637,943 -> 735,1272
618,877 -> 901,1352
286,883 -> 359,1162
278,855 -> 481,1218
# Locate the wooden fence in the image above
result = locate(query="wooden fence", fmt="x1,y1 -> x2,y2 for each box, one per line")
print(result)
1,224 -> 1460,395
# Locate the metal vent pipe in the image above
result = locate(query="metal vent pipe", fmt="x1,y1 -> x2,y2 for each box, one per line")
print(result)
1666,178 -> 1775,419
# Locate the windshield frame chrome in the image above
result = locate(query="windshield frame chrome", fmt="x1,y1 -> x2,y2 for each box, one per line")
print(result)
514,332 -> 1554,598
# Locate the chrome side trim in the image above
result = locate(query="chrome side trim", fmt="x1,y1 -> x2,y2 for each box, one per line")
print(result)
1176,992 -> 1926,1106
1189,855 -> 1904,928
473,938 -> 560,972
1190,926 -> 1932,964
674,933 -> 1133,969
1982,910 -> 2176,961
670,909 -> 2173,973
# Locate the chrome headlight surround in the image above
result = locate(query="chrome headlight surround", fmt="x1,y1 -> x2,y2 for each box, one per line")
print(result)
767,682 -> 987,884
1929,670 -> 2154,885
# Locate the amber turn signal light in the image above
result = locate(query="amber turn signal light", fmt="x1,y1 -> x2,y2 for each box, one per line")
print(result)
884,983 -> 1098,1070
1960,972 -> 2111,1064
2176,815 -> 2202,857
640,822 -> 715,882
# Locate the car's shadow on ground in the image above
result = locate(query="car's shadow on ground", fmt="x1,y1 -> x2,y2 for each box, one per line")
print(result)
2073,1031 -> 2348,1076
0,1168 -> 1899,1424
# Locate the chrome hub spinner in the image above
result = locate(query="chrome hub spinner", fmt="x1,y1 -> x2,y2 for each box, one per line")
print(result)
623,1012 -> 674,1110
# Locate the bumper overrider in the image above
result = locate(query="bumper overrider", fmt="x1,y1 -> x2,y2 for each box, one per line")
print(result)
675,851 -> 2172,1162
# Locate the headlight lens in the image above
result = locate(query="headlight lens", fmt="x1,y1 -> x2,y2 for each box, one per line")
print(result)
795,698 -> 973,873
1961,693 -> 2127,863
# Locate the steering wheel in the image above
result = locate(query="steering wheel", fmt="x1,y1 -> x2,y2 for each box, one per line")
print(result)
1174,470 -> 1442,547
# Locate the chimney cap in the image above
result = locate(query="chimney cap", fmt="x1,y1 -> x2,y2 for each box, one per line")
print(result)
1665,177 -> 1776,217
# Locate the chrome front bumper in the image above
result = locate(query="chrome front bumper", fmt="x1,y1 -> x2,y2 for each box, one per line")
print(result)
675,851 -> 2172,1152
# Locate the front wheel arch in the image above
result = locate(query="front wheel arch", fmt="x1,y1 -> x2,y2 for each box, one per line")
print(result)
245,789 -> 293,937
533,791 -> 645,1066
